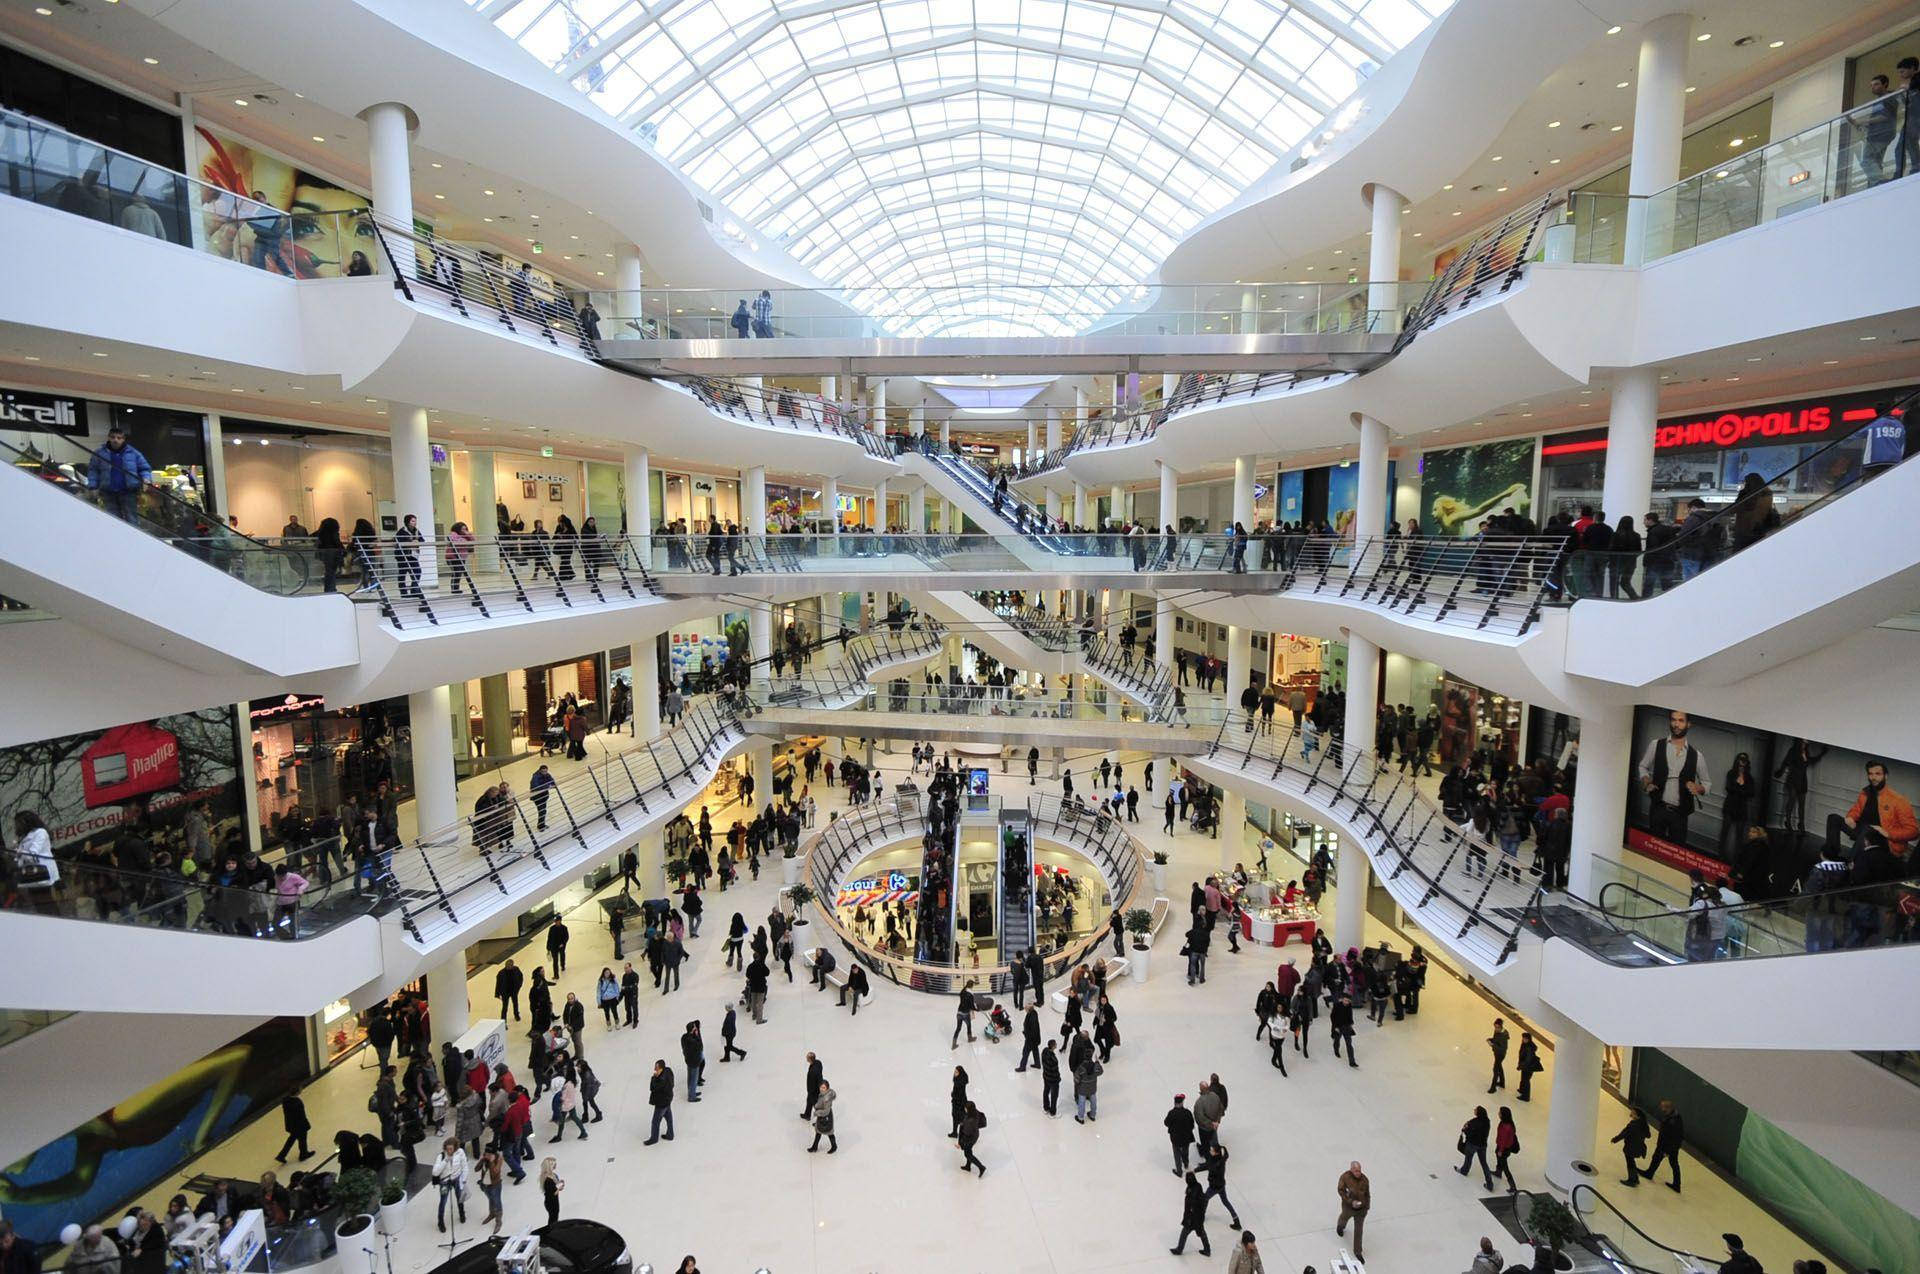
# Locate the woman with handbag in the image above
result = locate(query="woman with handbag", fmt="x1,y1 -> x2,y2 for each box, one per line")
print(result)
807,1081 -> 837,1153
1455,1105 -> 1494,1191
1492,1107 -> 1520,1193
431,1137 -> 469,1232
9,812 -> 59,911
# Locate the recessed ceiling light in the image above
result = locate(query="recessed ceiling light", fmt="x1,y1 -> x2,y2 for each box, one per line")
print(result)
1441,183 -> 1453,190
1685,86 -> 1697,94
1547,120 -> 1562,129
1769,39 -> 1784,49
1747,356 -> 1762,362
1606,25 -> 1621,35
1490,155 -> 1502,162
233,99 -> 249,107
1729,137 -> 1744,148
90,351 -> 108,358
1412,232 -> 1423,238
1615,81 -> 1629,89
431,162 -> 443,169
143,57 -> 160,65
483,189 -> 495,196
434,193 -> 445,200
1451,210 -> 1462,216
1610,124 -> 1623,132
570,234 -> 579,240
1496,185 -> 1508,192
1859,335 -> 1878,341
1714,170 -> 1729,178
309,400 -> 323,405
1725,376 -> 1740,383
1695,32 -> 1711,42
312,135 -> 326,143
1550,158 -> 1561,164
483,217 -> 493,222
33,6 -> 51,14
1822,359 -> 1840,365
22,355 -> 40,362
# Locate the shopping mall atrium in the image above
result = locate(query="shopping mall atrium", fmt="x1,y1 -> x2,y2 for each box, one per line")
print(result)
2,0 -> 1919,1271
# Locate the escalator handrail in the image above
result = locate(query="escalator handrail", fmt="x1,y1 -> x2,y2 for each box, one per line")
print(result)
1563,1184 -> 1717,1270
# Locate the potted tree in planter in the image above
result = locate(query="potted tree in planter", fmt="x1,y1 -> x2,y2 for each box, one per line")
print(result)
1148,850 -> 1169,892
786,881 -> 817,927
375,1180 -> 408,1236
331,1167 -> 381,1270
1524,1193 -> 1581,1272
664,855 -> 689,891
1124,907 -> 1155,982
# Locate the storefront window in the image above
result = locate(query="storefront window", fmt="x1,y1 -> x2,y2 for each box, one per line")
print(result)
2,391 -> 210,512
223,422 -> 390,538
249,695 -> 412,848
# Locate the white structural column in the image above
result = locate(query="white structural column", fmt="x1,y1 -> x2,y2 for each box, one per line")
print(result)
1027,419 -> 1039,463
409,685 -> 457,835
1108,484 -> 1126,525
1569,705 -> 1633,897
1046,488 -> 1062,523
623,444 -> 651,566
1158,460 -> 1178,531
1073,482 -> 1089,528
1226,624 -> 1251,710
1353,414 -> 1390,565
1367,184 -> 1405,324
947,500 -> 962,534
614,244 -> 643,296
911,405 -> 924,438
744,465 -> 771,664
1623,13 -> 1692,264
941,419 -> 951,447
821,476 -> 840,535
1544,1023 -> 1605,1190
873,480 -> 889,530
633,639 -> 661,738
388,401 -> 437,585
362,101 -> 415,237
1231,456 -> 1255,529
870,380 -> 886,433
1602,367 -> 1660,525
1337,632 -> 1381,952
1220,789 -> 1246,866
909,485 -> 926,533
1045,410 -> 1061,461
425,953 -> 470,1053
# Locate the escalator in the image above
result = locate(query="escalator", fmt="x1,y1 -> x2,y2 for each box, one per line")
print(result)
999,807 -> 1036,962
1511,1185 -> 1719,1273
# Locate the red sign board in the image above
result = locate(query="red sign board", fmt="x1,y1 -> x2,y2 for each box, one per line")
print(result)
1542,388 -> 1910,458
80,722 -> 183,808
1625,827 -> 1730,879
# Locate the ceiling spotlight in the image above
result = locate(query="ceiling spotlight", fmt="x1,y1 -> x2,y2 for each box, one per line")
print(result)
143,57 -> 160,65
1606,25 -> 1622,35
483,189 -> 495,196
312,135 -> 326,142
233,98 -> 249,106
1696,32 -> 1711,42
1490,155 -> 1503,162
1610,124 -> 1623,132
1615,81 -> 1629,89
1547,120 -> 1562,128
1769,39 -> 1784,49
1441,183 -> 1453,190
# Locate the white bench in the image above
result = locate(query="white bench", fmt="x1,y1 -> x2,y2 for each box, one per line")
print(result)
1049,956 -> 1129,1012
802,947 -> 850,992
1142,896 -> 1172,947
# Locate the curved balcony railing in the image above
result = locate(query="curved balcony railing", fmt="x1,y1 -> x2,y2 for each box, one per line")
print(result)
673,375 -> 894,460
802,791 -> 1144,996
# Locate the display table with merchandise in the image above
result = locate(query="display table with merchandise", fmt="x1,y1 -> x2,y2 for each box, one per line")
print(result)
1240,901 -> 1318,947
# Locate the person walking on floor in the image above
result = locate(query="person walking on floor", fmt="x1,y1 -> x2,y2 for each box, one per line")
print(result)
1516,1031 -> 1542,1102
947,1066 -> 970,1138
680,1021 -> 705,1102
1227,1230 -> 1265,1274
642,1059 -> 674,1145
807,1081 -> 838,1154
1457,1105 -> 1493,1190
1487,1018 -> 1509,1092
801,1052 -> 824,1121
1202,1142 -> 1242,1230
1164,1093 -> 1196,1176
1613,1107 -> 1650,1186
494,959 -> 524,1022
955,1101 -> 988,1176
1492,1106 -> 1520,1193
546,917 -> 570,978
275,1091 -> 312,1163
538,1158 -> 562,1226
719,1003 -> 746,1062
1193,1079 -> 1224,1150
1072,1053 -> 1103,1123
1169,1170 -> 1212,1257
1335,1160 -> 1370,1261
1017,1005 -> 1042,1072
951,980 -> 978,1047
1643,1099 -> 1685,1192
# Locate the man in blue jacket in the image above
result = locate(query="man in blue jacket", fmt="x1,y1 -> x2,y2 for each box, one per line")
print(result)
88,425 -> 152,522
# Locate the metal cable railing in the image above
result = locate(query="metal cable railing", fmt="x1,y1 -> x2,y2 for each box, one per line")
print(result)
675,375 -> 894,459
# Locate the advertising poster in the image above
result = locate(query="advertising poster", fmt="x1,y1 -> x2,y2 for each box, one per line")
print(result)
1324,463 -> 1358,536
1277,470 -> 1304,523
0,1018 -> 308,1244
192,126 -> 379,278
0,707 -> 243,854
1419,438 -> 1537,537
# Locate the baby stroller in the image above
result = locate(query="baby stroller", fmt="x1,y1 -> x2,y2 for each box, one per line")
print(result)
983,1004 -> 1013,1041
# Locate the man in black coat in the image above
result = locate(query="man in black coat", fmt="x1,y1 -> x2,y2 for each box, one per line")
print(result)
275,1092 -> 312,1163
1613,1107 -> 1650,1186
1163,1094 -> 1195,1175
801,1052 -> 824,1120
1017,1006 -> 1042,1072
495,959 -> 524,1021
1039,1041 -> 1061,1116
642,1059 -> 674,1145
546,917 -> 570,977
680,1022 -> 705,1102
1010,950 -> 1030,1008
1643,1100 -> 1685,1192
1170,1170 -> 1212,1256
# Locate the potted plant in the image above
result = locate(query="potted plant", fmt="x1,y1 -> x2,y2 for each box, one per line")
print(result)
781,843 -> 802,887
664,854 -> 689,890
1148,850 -> 1169,892
375,1180 -> 407,1236
1525,1193 -> 1581,1271
1124,907 -> 1155,981
786,881 -> 817,926
331,1167 -> 381,1269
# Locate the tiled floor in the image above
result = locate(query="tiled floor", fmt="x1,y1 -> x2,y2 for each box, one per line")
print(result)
130,740 -> 1832,1274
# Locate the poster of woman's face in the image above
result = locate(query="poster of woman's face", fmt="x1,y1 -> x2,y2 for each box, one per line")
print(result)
193,127 -> 377,278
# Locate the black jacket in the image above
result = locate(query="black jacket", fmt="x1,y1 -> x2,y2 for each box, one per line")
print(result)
546,921 -> 569,951
680,1030 -> 702,1066
648,1067 -> 674,1107
1180,1175 -> 1208,1225
806,1059 -> 824,1097
1655,1110 -> 1684,1151
282,1094 -> 310,1133
1164,1105 -> 1195,1145
1022,1008 -> 1041,1042
494,965 -> 524,997
1040,1049 -> 1060,1082
1462,1112 -> 1490,1148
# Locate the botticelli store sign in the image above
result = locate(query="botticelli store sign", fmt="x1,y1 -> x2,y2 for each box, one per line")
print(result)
1542,387 -> 1912,458
0,388 -> 86,436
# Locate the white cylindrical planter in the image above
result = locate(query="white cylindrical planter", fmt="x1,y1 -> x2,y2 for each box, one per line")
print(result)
335,1215 -> 379,1272
1130,948 -> 1149,983
1150,861 -> 1168,892
782,856 -> 802,887
377,1192 -> 407,1236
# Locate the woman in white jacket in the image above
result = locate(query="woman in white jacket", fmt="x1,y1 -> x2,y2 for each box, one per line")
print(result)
431,1137 -> 469,1232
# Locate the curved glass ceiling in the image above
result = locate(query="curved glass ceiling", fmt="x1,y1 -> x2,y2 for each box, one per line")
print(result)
472,0 -> 1452,335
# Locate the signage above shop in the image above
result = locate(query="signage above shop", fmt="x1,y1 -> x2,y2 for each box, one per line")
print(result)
249,693 -> 326,721
514,470 -> 571,483
1543,388 -> 1910,458
80,722 -> 182,808
1,388 -> 86,436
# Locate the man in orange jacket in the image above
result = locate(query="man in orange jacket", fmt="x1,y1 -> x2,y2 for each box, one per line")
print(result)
1832,759 -> 1917,882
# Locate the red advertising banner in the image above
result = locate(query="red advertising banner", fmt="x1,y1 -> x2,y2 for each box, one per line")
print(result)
80,722 -> 182,808
1626,827 -> 1729,879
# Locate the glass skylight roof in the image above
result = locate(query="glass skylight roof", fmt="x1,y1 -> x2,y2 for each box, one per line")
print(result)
472,0 -> 1452,334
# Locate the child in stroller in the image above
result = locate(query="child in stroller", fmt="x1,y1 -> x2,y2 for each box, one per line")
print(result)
983,1004 -> 1014,1041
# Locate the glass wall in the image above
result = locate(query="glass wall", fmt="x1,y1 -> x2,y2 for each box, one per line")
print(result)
247,694 -> 412,849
